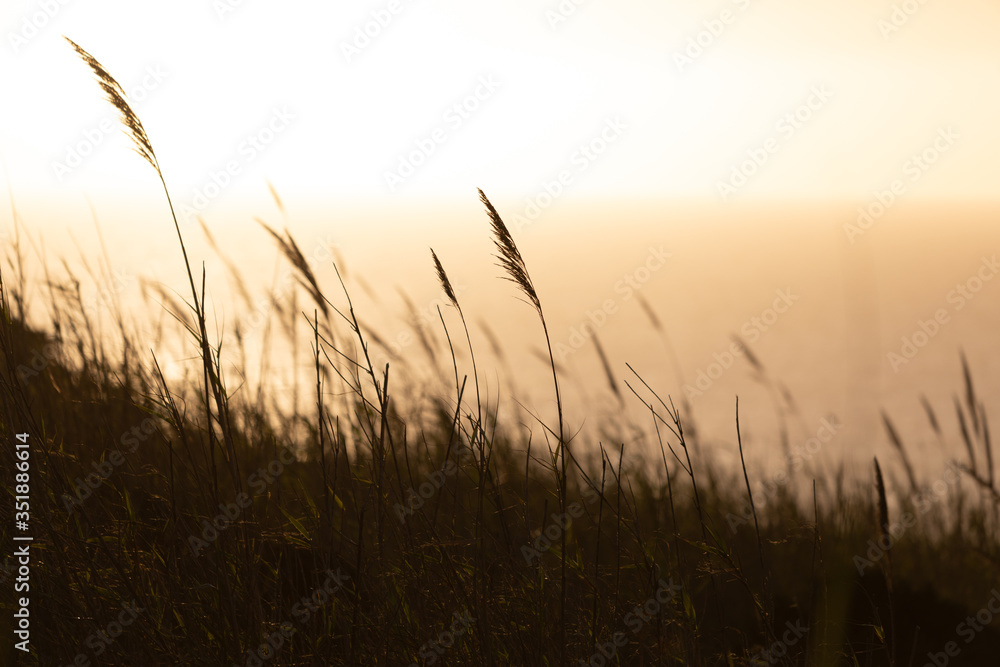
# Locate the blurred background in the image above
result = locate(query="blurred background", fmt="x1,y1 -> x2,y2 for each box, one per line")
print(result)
2,0 -> 1000,477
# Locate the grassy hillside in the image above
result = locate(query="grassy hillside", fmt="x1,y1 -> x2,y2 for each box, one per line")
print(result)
2,188 -> 999,665
1,38 -> 998,666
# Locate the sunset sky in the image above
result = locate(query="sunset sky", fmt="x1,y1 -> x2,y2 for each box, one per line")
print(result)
1,0 -> 998,218
3,1 -> 1000,465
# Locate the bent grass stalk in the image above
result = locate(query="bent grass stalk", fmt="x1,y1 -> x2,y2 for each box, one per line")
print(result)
43,43 -> 1000,665
430,248 -> 493,663
64,36 -> 250,610
478,188 -> 568,664
873,456 -> 895,663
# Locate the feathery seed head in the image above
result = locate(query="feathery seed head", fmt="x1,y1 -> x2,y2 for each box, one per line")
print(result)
478,188 -> 540,312
256,218 -> 328,319
65,37 -> 158,171
430,249 -> 458,307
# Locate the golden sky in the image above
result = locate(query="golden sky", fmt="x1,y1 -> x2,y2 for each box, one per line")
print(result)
1,0 -> 998,221
3,1 -> 999,469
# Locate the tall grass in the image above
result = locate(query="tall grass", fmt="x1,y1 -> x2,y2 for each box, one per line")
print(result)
0,38 -> 998,666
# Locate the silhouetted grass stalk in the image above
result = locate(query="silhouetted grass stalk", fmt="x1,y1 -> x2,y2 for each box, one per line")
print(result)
479,188 -> 568,664
65,39 -> 251,618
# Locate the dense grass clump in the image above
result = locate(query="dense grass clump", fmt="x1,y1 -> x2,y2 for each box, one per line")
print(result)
0,38 -> 998,666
